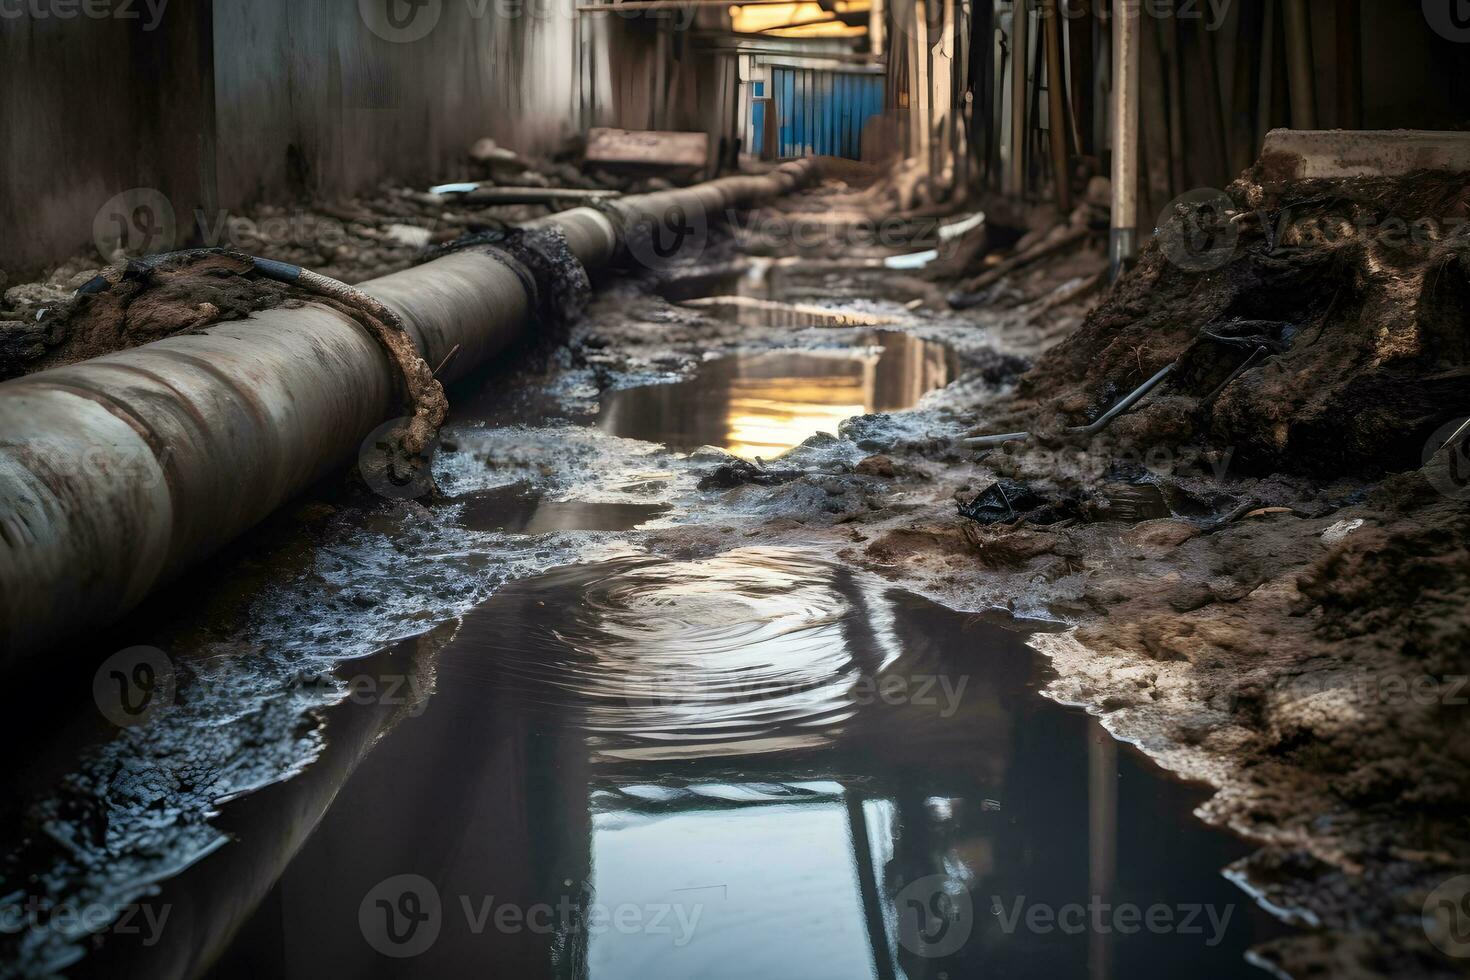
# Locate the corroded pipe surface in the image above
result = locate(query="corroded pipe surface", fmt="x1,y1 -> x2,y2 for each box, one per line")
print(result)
0,159 -> 819,665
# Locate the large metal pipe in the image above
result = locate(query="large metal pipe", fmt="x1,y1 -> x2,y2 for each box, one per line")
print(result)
0,160 -> 820,667
1108,0 -> 1141,279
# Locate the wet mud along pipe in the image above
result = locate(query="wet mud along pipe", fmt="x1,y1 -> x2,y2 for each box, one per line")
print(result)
0,160 -> 822,666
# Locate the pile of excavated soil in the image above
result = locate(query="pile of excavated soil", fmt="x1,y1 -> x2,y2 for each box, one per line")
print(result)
1001,168 -> 1470,480
13,252 -> 296,376
928,163 -> 1470,978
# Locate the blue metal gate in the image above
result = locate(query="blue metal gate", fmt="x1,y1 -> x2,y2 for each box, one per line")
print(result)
752,68 -> 884,160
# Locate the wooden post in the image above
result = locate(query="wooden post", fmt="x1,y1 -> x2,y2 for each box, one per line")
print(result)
1140,10 -> 1171,216
1335,0 -> 1363,129
1283,0 -> 1315,129
1009,0 -> 1029,196
1044,0 -> 1072,214
1257,0 -> 1277,146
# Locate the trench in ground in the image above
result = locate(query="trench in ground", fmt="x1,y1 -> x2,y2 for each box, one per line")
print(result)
2,250 -> 1291,980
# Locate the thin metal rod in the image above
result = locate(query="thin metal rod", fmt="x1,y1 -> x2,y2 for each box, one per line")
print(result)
1201,346 -> 1265,408
965,430 -> 1033,448
962,360 -> 1175,448
1073,362 -> 1174,435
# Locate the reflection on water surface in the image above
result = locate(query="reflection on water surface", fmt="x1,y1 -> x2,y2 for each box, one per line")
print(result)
600,333 -> 956,458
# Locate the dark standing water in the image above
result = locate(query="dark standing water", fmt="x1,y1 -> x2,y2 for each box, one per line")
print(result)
600,331 -> 957,458
207,550 -> 1281,980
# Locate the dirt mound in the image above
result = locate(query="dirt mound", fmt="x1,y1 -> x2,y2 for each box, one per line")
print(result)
938,159 -> 1470,977
1009,169 -> 1470,480
7,252 -> 294,378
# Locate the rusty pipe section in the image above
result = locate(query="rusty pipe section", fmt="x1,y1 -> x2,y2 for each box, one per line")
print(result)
0,159 -> 820,666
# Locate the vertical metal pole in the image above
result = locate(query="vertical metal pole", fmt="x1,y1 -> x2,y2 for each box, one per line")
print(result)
1109,0 -> 1140,279
1283,0 -> 1315,129
1009,0 -> 1029,196
1045,0 -> 1071,214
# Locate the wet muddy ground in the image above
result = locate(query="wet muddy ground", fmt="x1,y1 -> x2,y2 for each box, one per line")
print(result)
0,178 -> 1390,979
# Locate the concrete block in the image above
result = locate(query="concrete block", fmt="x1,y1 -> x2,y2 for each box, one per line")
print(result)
1261,129 -> 1470,181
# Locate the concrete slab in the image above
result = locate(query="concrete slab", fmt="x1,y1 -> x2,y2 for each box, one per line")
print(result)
1261,129 -> 1470,181
586,128 -> 710,171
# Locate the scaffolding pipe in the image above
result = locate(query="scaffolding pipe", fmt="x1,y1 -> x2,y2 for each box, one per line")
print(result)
1108,0 -> 1140,279
0,160 -> 821,667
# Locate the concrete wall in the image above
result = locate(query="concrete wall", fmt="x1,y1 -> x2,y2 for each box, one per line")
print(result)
0,3 -> 218,276
211,0 -> 586,207
0,0 -> 625,276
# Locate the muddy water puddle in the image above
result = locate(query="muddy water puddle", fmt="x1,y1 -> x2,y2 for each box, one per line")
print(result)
600,331 -> 957,458
204,550 -> 1283,979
